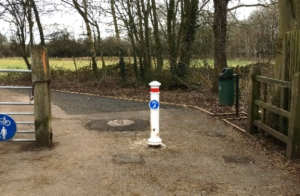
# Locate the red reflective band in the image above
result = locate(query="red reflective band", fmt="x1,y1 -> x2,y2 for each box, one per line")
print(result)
150,88 -> 160,93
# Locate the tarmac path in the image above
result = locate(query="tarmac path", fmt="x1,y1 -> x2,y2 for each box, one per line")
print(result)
0,89 -> 299,196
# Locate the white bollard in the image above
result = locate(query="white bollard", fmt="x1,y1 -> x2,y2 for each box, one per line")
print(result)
148,81 -> 162,146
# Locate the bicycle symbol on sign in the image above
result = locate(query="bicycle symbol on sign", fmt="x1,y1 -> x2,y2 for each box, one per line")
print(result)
149,100 -> 159,110
0,117 -> 11,126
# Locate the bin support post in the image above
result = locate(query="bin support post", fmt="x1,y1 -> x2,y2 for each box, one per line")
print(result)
148,81 -> 162,146
234,74 -> 239,117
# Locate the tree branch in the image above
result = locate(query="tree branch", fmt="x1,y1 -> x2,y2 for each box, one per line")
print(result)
228,3 -> 268,11
30,0 -> 45,45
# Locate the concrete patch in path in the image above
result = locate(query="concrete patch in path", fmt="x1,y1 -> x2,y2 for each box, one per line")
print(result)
85,118 -> 149,131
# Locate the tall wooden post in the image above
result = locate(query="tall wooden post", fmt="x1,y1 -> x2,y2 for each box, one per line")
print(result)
287,73 -> 300,159
280,31 -> 300,134
246,67 -> 261,134
31,45 -> 52,147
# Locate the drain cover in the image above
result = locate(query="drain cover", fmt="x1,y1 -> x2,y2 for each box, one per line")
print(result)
112,154 -> 145,164
85,118 -> 149,131
205,131 -> 227,138
222,155 -> 254,164
107,119 -> 135,126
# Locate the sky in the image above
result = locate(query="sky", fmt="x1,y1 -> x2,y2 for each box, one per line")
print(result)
41,0 -> 266,38
0,0 -> 269,40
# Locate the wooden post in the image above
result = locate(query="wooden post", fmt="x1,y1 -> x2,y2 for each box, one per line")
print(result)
285,31 -> 300,82
31,45 -> 52,147
262,83 -> 267,124
280,31 -> 300,134
287,73 -> 300,159
246,67 -> 261,134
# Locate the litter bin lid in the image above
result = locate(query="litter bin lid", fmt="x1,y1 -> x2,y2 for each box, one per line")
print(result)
219,68 -> 233,80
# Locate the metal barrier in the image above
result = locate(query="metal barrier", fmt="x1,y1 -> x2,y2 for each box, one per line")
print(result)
0,69 -> 35,142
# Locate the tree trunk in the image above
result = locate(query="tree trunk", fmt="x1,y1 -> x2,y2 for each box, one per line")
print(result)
30,0 -> 45,46
126,0 -> 139,78
27,0 -> 33,70
83,0 -> 97,75
151,0 -> 164,73
167,0 -> 178,74
177,0 -> 199,80
18,30 -> 31,70
276,0 -> 294,82
95,23 -> 106,78
72,0 -> 98,75
22,55 -> 31,70
110,0 -> 126,82
212,0 -> 229,92
141,0 -> 152,82
136,0 -> 146,80
27,0 -> 34,47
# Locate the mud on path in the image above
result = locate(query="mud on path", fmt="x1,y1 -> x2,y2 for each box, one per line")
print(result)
0,89 -> 299,196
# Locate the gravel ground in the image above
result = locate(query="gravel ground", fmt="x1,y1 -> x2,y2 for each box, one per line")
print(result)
0,89 -> 299,196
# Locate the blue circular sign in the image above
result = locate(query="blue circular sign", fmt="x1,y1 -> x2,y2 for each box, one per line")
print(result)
149,100 -> 160,110
0,114 -> 17,142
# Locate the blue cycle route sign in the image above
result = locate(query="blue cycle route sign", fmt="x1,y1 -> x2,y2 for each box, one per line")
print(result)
0,114 -> 17,142
149,100 -> 160,110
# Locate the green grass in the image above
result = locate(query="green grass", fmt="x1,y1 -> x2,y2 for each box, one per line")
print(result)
190,59 -> 256,68
0,58 -> 29,69
227,59 -> 256,67
0,57 -> 123,70
0,57 -> 257,70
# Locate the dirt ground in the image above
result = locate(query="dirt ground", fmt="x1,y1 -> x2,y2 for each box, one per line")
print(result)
0,89 -> 300,196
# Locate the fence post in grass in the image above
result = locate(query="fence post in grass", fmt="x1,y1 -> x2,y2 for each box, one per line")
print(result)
31,45 -> 52,147
246,67 -> 261,134
287,73 -> 300,159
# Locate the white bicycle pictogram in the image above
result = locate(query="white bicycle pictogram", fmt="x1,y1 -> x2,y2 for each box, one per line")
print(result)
0,117 -> 11,126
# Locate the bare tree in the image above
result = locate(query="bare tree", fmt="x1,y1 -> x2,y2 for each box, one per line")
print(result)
113,0 -> 153,82
165,0 -> 210,84
112,0 -> 139,78
82,2 -> 106,78
61,0 -> 98,75
30,0 -> 44,45
151,0 -> 163,73
177,0 -> 205,80
110,0 -> 126,81
0,0 -> 32,69
166,0 -> 179,75
93,22 -> 106,78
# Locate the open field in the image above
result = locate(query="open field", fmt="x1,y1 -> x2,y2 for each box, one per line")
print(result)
190,59 -> 257,68
0,57 -> 120,70
0,57 -> 257,70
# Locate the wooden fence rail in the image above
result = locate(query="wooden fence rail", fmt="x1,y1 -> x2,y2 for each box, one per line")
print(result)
246,67 -> 300,159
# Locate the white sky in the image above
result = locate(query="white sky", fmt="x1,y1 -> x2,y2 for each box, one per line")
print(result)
42,0 -> 265,38
0,0 -> 269,40
228,0 -> 269,20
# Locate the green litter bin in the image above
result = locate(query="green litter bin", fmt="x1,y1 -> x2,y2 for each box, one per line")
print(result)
218,68 -> 234,106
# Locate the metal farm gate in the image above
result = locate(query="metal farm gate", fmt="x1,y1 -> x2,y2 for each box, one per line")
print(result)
0,69 -> 35,142
0,45 -> 53,147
